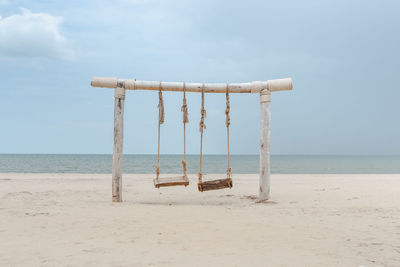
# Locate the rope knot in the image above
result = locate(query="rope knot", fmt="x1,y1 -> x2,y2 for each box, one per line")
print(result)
226,167 -> 232,178
155,162 -> 160,179
225,87 -> 230,128
181,98 -> 189,124
199,107 -> 206,133
181,159 -> 187,177
158,90 -> 165,124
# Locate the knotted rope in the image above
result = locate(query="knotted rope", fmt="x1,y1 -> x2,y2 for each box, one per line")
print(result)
225,85 -> 230,128
198,84 -> 206,183
181,83 -> 189,124
158,89 -> 165,125
225,84 -> 232,178
156,82 -> 163,180
181,82 -> 188,177
199,85 -> 206,133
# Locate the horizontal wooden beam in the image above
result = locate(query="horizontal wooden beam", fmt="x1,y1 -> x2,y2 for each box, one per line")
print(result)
91,77 -> 293,93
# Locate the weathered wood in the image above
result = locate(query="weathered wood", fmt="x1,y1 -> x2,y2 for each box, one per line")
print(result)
91,77 -> 293,93
154,176 -> 189,188
198,178 -> 233,192
112,86 -> 125,202
259,90 -> 271,200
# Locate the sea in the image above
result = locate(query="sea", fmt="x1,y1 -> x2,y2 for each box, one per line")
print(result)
0,154 -> 399,174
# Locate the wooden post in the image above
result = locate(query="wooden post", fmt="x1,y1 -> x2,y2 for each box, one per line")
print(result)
112,83 -> 125,202
259,89 -> 271,200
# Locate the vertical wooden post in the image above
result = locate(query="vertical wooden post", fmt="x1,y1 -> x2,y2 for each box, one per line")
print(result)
112,83 -> 125,202
259,89 -> 271,200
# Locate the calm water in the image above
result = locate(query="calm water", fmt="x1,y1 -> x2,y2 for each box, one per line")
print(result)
0,154 -> 400,174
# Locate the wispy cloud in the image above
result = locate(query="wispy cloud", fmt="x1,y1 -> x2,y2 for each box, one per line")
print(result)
115,0 -> 166,5
0,8 -> 74,60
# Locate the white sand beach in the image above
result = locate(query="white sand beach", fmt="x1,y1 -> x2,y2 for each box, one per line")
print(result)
0,173 -> 399,266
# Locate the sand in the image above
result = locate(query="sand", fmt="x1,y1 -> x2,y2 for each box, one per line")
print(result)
0,173 -> 399,267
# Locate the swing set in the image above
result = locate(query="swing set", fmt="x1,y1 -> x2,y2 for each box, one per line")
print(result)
91,77 -> 293,202
154,83 -> 233,191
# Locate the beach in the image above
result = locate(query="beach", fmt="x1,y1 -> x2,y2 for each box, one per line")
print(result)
0,173 -> 399,266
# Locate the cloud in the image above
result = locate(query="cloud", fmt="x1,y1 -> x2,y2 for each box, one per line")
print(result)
116,0 -> 166,4
0,8 -> 74,60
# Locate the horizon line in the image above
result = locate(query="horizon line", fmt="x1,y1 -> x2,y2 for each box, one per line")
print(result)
1,153 -> 399,156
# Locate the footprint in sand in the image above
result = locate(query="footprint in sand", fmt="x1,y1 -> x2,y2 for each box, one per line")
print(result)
219,194 -> 234,198
25,212 -> 50,216
241,195 -> 257,200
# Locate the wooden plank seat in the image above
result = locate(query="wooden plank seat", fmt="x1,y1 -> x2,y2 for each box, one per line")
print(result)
154,176 -> 189,188
198,178 -> 232,192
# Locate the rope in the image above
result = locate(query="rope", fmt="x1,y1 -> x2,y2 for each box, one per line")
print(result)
156,82 -> 163,181
181,82 -> 189,124
225,84 -> 230,128
181,82 -> 188,177
198,84 -> 206,183
199,84 -> 206,133
182,159 -> 187,178
225,84 -> 232,178
158,87 -> 165,125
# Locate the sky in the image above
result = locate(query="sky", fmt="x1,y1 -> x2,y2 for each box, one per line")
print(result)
0,0 -> 399,155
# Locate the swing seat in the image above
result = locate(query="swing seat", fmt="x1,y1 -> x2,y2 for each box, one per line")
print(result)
154,175 -> 189,188
198,178 -> 232,192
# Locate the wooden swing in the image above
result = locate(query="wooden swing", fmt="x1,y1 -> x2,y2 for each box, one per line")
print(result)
198,84 -> 233,192
153,82 -> 190,188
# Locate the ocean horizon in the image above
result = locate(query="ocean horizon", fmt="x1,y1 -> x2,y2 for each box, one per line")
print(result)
1,154 -> 399,174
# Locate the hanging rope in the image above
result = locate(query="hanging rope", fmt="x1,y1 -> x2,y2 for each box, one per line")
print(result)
181,83 -> 189,124
156,82 -> 163,181
181,82 -> 188,178
225,84 -> 230,128
198,84 -> 206,183
225,84 -> 232,178
199,85 -> 206,133
158,89 -> 165,125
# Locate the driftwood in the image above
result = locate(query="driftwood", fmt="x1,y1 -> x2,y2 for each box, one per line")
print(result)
91,77 -> 293,93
